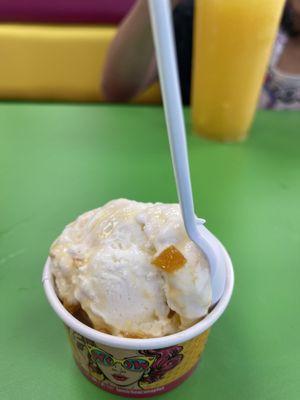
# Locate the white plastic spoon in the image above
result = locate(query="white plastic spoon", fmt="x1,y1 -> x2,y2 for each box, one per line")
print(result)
148,0 -> 226,304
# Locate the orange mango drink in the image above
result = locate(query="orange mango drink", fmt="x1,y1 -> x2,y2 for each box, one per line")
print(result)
191,0 -> 285,141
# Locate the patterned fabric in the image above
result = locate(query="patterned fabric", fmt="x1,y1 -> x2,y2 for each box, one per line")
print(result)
259,32 -> 300,110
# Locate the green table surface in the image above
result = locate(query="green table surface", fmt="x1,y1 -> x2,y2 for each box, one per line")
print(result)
0,103 -> 299,400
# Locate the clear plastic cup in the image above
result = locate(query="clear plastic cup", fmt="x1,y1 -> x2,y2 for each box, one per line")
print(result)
43,241 -> 234,397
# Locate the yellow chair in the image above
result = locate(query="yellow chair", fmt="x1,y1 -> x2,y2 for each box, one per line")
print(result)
0,24 -> 161,103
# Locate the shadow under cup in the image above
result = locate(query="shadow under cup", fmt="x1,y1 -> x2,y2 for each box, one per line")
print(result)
42,243 -> 234,398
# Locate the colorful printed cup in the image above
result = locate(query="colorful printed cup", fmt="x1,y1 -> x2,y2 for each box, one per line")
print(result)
43,241 -> 234,398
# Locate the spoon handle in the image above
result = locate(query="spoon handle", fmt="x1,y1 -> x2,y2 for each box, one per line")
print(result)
148,0 -> 198,237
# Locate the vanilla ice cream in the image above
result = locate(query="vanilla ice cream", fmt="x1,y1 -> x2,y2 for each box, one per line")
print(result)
49,199 -> 212,338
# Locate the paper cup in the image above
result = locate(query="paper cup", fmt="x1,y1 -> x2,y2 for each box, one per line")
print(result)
43,242 -> 234,398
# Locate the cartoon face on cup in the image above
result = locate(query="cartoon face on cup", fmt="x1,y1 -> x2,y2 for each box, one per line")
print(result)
89,345 -> 156,387
72,331 -> 184,390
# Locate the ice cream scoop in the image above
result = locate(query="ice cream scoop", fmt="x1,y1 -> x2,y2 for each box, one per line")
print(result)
49,199 -> 212,338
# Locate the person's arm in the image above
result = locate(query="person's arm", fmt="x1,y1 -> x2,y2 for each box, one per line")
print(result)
101,0 -> 181,102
